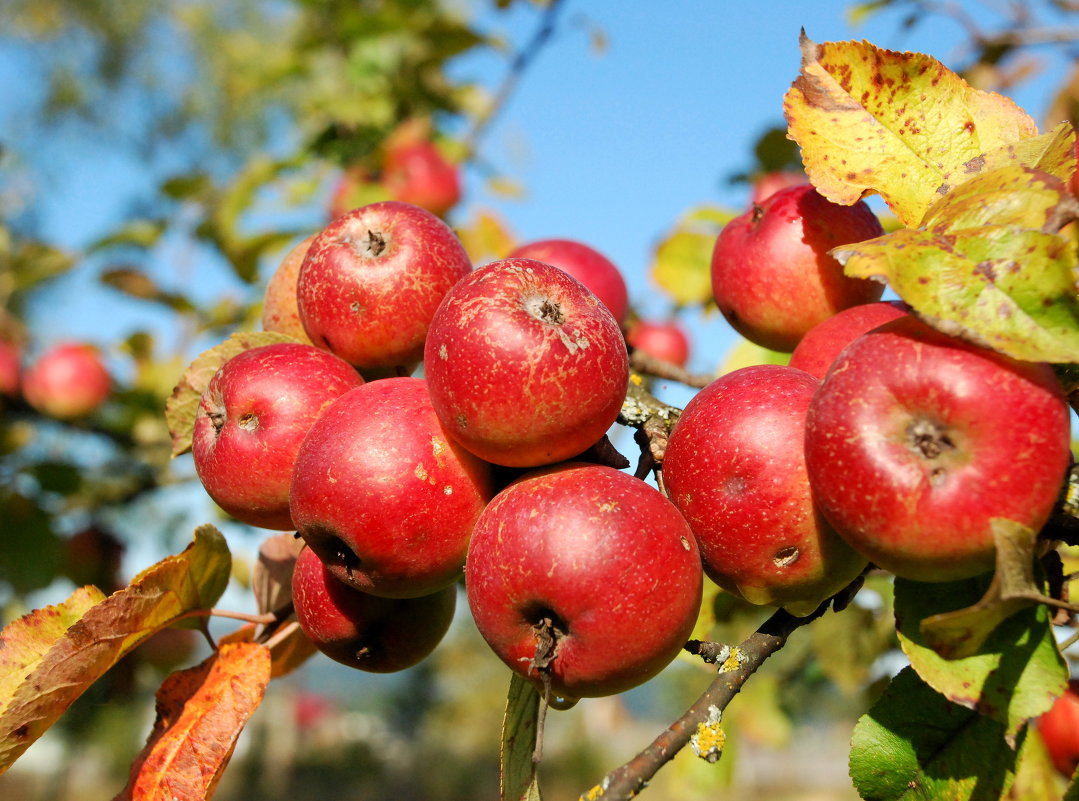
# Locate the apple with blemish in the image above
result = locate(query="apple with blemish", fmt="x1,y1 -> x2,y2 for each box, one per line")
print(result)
297,200 -> 472,371
192,342 -> 363,530
711,184 -> 886,352
290,377 -> 494,598
23,342 -> 111,419
788,300 -> 910,379
507,239 -> 629,324
262,234 -> 317,344
292,545 -> 456,673
804,315 -> 1071,582
423,258 -> 629,468
465,463 -> 703,699
663,364 -> 867,616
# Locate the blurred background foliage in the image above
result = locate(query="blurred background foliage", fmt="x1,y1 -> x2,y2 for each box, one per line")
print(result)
3,1 -> 1079,799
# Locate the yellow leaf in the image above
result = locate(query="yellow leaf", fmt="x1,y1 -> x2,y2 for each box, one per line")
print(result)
456,208 -> 517,266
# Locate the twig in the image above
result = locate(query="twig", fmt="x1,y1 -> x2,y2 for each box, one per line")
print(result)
629,348 -> 714,389
618,372 -> 682,488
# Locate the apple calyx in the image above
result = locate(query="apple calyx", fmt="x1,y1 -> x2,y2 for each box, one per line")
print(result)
908,417 -> 957,484
525,295 -> 567,327
360,228 -> 388,258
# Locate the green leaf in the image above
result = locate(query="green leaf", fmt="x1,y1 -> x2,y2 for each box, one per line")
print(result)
0,492 -> 65,595
922,166 -> 1074,233
501,673 -> 542,801
87,219 -> 166,253
948,122 -> 1077,193
850,666 -> 1022,800
894,571 -> 1067,744
1007,723 -> 1066,801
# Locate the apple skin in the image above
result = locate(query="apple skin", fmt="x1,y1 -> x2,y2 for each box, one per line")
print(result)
788,300 -> 910,379
292,545 -> 456,673
663,365 -> 867,616
262,234 -> 317,345
465,463 -> 702,700
626,318 -> 691,367
804,316 -> 1071,582
297,200 -> 472,371
381,140 -> 462,217
290,376 -> 494,598
1039,679 -> 1079,778
506,239 -> 629,324
22,343 -> 111,419
710,184 -> 886,352
0,339 -> 20,397
193,343 -> 364,531
423,258 -> 630,468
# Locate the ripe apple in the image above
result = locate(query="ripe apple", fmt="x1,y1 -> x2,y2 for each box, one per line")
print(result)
22,343 -> 111,419
804,316 -> 1071,582
787,300 -> 910,379
261,234 -> 317,344
423,258 -> 630,468
506,238 -> 629,324
465,463 -> 702,699
0,339 -> 20,397
297,200 -> 472,371
290,377 -> 494,598
292,545 -> 456,673
626,318 -> 691,367
1039,679 -> 1079,777
662,364 -> 867,616
193,342 -> 363,531
381,140 -> 461,217
710,184 -> 886,352
750,171 -> 807,204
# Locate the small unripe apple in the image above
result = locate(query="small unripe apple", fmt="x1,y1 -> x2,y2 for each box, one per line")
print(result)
193,343 -> 364,530
297,200 -> 472,371
424,258 -> 629,468
292,545 -> 456,673
506,239 -> 629,324
663,364 -> 866,616
626,318 -> 691,367
466,463 -> 703,700
290,377 -> 494,598
262,234 -> 317,344
805,316 -> 1071,582
788,300 -> 910,379
711,184 -> 886,352
381,140 -> 461,217
23,343 -> 111,419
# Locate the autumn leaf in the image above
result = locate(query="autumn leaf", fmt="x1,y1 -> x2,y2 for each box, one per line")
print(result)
219,622 -> 316,679
165,330 -> 300,457
116,642 -> 271,801
502,673 -> 542,801
0,525 -> 231,773
651,206 -> 731,307
785,34 -> 1038,227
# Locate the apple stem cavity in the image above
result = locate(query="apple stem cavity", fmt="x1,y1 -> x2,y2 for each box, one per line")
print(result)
908,418 -> 956,460
363,228 -> 388,258
524,295 -> 567,326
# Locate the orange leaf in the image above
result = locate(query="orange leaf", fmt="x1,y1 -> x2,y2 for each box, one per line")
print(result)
220,622 -> 317,679
116,642 -> 271,801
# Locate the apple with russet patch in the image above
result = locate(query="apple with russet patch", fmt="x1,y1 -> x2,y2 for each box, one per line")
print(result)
506,238 -> 629,324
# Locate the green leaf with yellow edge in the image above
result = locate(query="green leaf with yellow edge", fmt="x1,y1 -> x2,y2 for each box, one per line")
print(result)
784,34 -> 1038,227
922,166 -> 1075,234
0,525 -> 231,774
165,330 -> 301,457
894,569 -> 1066,745
850,666 -> 1022,801
651,206 -> 733,307
834,225 -> 1079,363
950,122 -> 1077,195
501,673 -> 542,801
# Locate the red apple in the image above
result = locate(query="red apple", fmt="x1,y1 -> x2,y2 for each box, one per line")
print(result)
788,300 -> 910,379
382,140 -> 461,217
328,164 -> 383,222
663,365 -> 867,616
23,343 -> 111,419
1039,679 -> 1079,777
710,184 -> 886,352
0,339 -> 20,397
506,239 -> 629,324
626,318 -> 691,367
804,316 -> 1071,582
297,200 -> 472,371
465,463 -> 702,699
750,171 -> 807,204
290,377 -> 494,598
262,234 -> 317,345
423,258 -> 630,468
292,545 -> 456,673
193,342 -> 363,531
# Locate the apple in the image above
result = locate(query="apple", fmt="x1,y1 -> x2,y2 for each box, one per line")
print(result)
750,171 -> 807,204
506,238 -> 629,324
292,545 -> 456,673
261,234 -> 317,345
787,300 -> 910,379
297,200 -> 472,371
328,164 -> 384,222
381,140 -> 461,217
1039,679 -> 1079,778
465,463 -> 702,699
710,183 -> 886,352
290,376 -> 494,598
0,339 -> 20,397
662,364 -> 867,616
804,315 -> 1071,582
193,342 -> 363,531
22,342 -> 111,419
423,258 -> 630,468
626,318 -> 691,367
